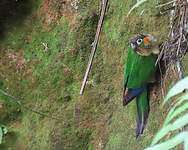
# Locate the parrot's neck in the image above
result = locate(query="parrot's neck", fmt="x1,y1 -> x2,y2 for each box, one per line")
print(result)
152,48 -> 160,55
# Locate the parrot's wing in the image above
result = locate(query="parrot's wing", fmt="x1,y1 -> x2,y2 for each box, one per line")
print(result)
123,48 -> 133,106
123,48 -> 132,84
123,49 -> 144,106
123,48 -> 156,106
125,54 -> 157,89
123,82 -> 147,106
123,48 -> 140,106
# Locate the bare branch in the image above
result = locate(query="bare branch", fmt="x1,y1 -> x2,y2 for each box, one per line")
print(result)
0,89 -> 63,121
156,0 -> 178,8
80,0 -> 108,95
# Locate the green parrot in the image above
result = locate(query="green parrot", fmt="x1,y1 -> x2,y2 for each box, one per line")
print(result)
123,34 -> 159,138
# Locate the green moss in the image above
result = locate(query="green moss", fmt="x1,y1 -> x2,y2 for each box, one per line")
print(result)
107,133 -> 124,150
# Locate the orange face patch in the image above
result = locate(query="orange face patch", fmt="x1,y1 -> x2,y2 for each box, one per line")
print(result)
144,37 -> 150,44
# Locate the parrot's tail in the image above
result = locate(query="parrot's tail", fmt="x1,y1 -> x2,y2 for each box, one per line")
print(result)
136,88 -> 150,139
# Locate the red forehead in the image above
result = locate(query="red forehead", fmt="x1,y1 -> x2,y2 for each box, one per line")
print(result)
144,37 -> 150,44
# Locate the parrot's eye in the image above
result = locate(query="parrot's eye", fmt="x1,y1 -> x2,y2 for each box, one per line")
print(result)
137,39 -> 142,45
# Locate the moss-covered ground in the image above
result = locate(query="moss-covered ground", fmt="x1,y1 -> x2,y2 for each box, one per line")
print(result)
0,0 -> 183,149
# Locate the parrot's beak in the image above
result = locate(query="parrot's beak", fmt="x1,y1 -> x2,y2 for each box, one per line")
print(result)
130,43 -> 137,51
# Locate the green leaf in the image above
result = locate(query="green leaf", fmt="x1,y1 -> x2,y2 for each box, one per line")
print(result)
185,138 -> 188,150
164,102 -> 188,125
163,77 -> 188,106
2,127 -> 8,135
151,113 -> 188,145
146,77 -> 188,150
127,0 -> 148,17
145,132 -> 188,150
0,125 -> 8,135
151,124 -> 171,145
175,92 -> 188,107
166,92 -> 188,119
0,127 -> 2,144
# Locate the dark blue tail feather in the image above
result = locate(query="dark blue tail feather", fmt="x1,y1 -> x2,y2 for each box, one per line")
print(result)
135,88 -> 150,139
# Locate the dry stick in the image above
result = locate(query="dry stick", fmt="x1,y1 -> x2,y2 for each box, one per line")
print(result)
177,5 -> 186,55
158,63 -> 165,100
80,0 -> 108,95
0,89 -> 62,121
155,43 -> 165,66
160,7 -> 175,14
156,0 -> 178,8
176,5 -> 186,79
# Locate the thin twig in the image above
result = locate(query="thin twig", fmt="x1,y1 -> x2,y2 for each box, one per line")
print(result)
0,89 -> 21,105
160,7 -> 175,14
158,63 -> 165,100
80,0 -> 108,95
176,61 -> 184,79
0,89 -> 62,121
155,43 -> 165,66
156,0 -> 178,8
177,5 -> 186,55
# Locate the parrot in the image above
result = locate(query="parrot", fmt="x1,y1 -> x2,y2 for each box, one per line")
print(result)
123,34 -> 159,138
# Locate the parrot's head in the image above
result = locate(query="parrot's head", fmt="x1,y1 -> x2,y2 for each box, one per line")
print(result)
129,34 -> 159,56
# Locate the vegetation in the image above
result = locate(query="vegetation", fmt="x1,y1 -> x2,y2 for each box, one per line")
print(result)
145,77 -> 188,150
0,125 -> 8,144
0,0 -> 186,150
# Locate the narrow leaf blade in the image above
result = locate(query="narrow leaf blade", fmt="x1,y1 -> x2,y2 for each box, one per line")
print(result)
145,132 -> 188,150
127,0 -> 148,16
0,127 -> 2,144
164,102 -> 188,125
163,77 -> 188,105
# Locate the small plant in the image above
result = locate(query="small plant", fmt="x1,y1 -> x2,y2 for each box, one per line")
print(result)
145,77 -> 188,150
127,0 -> 148,16
71,0 -> 80,10
0,124 -> 8,144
